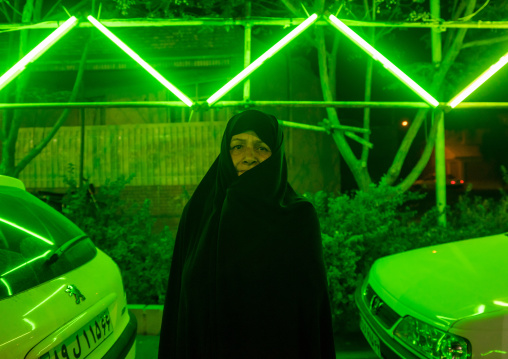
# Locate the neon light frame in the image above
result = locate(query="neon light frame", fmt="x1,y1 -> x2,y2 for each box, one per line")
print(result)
206,14 -> 319,106
0,16 -> 78,92
327,15 -> 439,108
87,15 -> 194,107
447,52 -> 508,108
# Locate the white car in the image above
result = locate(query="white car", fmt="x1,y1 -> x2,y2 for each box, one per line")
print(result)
357,232 -> 508,359
0,175 -> 137,358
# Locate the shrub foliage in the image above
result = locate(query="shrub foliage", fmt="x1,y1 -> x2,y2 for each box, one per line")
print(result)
61,172 -> 174,304
59,172 -> 508,332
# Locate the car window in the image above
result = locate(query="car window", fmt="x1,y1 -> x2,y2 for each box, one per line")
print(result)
0,186 -> 97,301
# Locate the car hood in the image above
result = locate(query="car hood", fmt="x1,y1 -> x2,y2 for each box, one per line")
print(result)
369,233 -> 508,328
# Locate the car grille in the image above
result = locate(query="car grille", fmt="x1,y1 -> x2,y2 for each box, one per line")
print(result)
365,284 -> 401,329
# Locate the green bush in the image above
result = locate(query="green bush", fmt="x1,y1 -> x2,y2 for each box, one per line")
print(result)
306,184 -> 426,332
56,167 -> 508,324
61,171 -> 174,304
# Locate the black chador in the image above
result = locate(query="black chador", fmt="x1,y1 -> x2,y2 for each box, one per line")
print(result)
158,110 -> 336,359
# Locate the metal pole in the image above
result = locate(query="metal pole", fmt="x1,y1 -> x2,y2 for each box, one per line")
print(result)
4,18 -> 508,31
0,101 -> 432,109
80,108 -> 85,188
243,2 -> 251,101
431,0 -> 446,226
2,101 -> 508,110
278,120 -> 369,133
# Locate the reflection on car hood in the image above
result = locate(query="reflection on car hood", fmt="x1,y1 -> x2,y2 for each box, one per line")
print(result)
370,233 -> 508,326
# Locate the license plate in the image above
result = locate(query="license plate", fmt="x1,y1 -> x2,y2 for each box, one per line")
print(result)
360,316 -> 381,358
40,308 -> 113,359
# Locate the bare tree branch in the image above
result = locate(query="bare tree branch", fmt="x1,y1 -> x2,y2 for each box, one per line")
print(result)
0,2 -> 12,22
316,26 -> 372,191
14,39 -> 90,177
385,109 -> 429,185
385,0 -> 478,187
462,34 -> 508,49
395,110 -> 441,192
279,0 -> 302,17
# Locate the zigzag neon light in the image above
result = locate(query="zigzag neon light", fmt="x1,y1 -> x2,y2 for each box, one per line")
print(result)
328,15 -> 439,108
0,16 -> 78,92
448,52 -> 508,108
87,16 -> 194,107
207,14 -> 319,106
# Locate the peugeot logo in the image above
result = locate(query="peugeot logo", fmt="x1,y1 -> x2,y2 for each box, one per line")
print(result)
66,284 -> 86,304
370,294 -> 384,315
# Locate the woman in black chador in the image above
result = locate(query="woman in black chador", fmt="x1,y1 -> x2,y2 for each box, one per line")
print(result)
158,110 -> 335,359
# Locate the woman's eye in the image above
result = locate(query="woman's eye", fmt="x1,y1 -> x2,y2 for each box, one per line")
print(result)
259,147 -> 269,152
230,145 -> 242,150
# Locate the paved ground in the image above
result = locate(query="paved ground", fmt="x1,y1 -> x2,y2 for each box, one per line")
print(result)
135,332 -> 378,359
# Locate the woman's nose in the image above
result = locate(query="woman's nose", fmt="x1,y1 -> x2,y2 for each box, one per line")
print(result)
242,148 -> 258,164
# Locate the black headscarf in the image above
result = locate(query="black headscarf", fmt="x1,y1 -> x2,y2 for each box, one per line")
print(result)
159,110 -> 335,359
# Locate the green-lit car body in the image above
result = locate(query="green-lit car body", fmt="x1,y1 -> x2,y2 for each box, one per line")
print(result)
0,176 -> 137,359
356,233 -> 508,359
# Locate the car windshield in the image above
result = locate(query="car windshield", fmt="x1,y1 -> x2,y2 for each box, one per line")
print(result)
0,186 -> 96,301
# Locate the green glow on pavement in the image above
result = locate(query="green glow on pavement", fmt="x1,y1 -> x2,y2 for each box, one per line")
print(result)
1,250 -> 51,277
87,16 -> 194,107
0,16 -> 78,92
448,52 -> 508,108
0,218 -> 54,245
328,15 -> 439,108
207,14 -> 318,106
1,278 -> 12,296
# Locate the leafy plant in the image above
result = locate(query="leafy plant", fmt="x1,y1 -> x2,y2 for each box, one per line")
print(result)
61,166 -> 174,304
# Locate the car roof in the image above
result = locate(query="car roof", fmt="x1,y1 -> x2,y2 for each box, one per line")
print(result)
0,175 -> 26,190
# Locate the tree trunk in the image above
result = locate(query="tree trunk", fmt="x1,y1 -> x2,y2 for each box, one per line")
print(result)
385,0 -> 477,187
315,26 -> 371,191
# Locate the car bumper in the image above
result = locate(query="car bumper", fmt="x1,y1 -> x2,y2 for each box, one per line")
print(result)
104,310 -> 138,359
355,283 -> 422,359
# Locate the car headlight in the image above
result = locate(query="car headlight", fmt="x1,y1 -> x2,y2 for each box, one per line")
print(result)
394,316 -> 470,359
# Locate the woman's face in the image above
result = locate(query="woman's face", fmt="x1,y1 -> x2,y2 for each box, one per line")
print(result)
229,131 -> 272,176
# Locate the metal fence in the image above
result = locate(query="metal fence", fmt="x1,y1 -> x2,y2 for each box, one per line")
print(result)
16,122 -> 227,188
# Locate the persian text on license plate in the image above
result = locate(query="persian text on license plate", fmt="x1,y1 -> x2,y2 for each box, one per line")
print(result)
40,308 -> 113,359
360,316 -> 381,358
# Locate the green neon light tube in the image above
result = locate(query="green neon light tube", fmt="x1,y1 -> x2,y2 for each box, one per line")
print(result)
0,218 -> 54,245
0,16 -> 78,92
1,250 -> 51,277
87,16 -> 194,107
1,278 -> 12,296
328,15 -> 439,108
448,53 -> 508,108
207,13 -> 318,106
